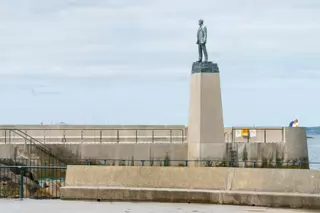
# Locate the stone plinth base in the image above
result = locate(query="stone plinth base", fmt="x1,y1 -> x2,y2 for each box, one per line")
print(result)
188,62 -> 225,161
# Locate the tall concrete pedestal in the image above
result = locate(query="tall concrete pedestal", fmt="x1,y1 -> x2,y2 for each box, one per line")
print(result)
188,62 -> 226,164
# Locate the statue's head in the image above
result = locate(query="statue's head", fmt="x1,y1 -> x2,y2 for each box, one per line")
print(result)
198,19 -> 204,26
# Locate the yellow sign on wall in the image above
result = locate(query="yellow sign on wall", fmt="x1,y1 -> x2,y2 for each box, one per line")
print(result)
242,129 -> 250,137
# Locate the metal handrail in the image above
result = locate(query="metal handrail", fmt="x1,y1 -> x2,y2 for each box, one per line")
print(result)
9,129 -> 67,164
2,128 -> 186,144
12,129 -> 50,150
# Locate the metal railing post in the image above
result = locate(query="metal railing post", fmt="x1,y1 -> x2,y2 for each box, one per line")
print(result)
19,167 -> 24,200
9,130 -> 11,144
231,128 -> 234,143
100,130 -> 102,143
136,130 -> 138,143
117,130 -> 119,143
170,130 -> 172,143
43,130 -> 46,144
152,130 -> 154,143
63,130 -> 66,143
181,130 -> 184,143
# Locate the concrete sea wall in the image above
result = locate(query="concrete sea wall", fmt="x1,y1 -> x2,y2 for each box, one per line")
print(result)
0,125 -> 308,166
60,166 -> 320,208
0,142 -> 306,167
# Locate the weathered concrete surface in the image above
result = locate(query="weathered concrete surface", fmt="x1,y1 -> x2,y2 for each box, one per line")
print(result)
0,141 -> 307,168
285,127 -> 309,160
61,166 -> 320,208
64,166 -> 320,193
65,166 -> 230,190
236,143 -> 286,162
231,168 -> 320,193
188,72 -> 225,161
61,187 -> 320,209
1,200 -> 317,213
0,143 -> 188,165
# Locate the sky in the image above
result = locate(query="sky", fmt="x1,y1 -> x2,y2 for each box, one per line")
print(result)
0,0 -> 320,127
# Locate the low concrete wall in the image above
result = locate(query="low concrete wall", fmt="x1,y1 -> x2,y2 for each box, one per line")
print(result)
60,166 -> 320,208
65,166 -> 229,190
63,166 -> 320,193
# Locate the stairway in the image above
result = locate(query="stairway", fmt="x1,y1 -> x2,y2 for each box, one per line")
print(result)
8,129 -> 67,165
227,143 -> 238,167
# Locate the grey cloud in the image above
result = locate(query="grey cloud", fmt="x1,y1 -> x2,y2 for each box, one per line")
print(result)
0,0 -> 320,81
1,0 -> 320,126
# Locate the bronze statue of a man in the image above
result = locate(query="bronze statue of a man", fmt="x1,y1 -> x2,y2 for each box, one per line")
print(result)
196,19 -> 208,62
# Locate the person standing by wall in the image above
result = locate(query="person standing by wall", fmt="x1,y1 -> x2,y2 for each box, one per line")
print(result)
289,119 -> 299,127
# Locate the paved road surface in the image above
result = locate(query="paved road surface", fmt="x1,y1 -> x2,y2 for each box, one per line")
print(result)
1,200 -> 317,213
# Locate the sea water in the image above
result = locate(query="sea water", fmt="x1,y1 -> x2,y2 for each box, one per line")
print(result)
308,134 -> 320,170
